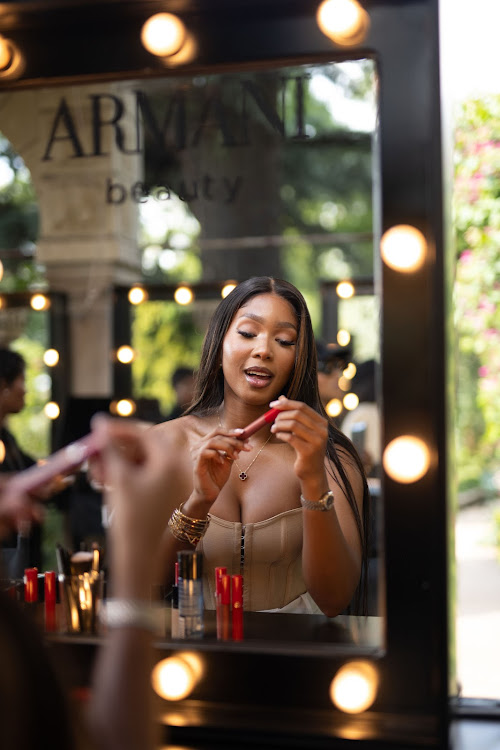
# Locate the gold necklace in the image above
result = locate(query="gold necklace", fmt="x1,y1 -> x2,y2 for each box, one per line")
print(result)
218,414 -> 272,481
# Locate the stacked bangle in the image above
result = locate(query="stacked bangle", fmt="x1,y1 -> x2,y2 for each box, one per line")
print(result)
168,503 -> 209,546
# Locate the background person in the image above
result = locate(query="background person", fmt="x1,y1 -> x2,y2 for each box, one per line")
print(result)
153,277 -> 370,616
165,366 -> 196,420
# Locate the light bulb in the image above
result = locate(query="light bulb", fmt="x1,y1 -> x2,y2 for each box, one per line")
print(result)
383,435 -> 431,483
380,225 -> 427,272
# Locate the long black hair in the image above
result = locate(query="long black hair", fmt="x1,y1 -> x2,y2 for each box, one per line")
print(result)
185,276 -> 370,613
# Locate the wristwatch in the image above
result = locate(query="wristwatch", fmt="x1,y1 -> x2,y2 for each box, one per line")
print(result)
300,490 -> 334,511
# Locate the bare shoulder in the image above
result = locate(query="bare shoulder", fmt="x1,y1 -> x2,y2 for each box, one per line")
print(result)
151,414 -> 212,454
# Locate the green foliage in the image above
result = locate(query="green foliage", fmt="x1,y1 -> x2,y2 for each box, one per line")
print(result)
454,96 -> 500,490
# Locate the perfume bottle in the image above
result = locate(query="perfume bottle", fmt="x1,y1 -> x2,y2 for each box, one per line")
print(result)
177,551 -> 204,639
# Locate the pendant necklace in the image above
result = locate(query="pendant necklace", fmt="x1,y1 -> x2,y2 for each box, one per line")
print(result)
218,414 -> 272,480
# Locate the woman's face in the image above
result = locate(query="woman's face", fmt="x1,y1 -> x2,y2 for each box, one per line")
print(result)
222,293 -> 298,405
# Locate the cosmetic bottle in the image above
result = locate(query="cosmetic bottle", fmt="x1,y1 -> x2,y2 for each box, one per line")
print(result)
24,567 -> 38,604
215,566 -> 227,640
231,575 -> 244,641
177,551 -> 204,639
171,561 -> 180,639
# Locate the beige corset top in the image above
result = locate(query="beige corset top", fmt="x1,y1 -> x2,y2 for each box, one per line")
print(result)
197,507 -> 307,612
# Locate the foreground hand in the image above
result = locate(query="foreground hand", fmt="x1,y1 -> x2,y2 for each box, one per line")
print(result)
190,427 -> 250,505
0,475 -> 45,538
269,396 -> 328,481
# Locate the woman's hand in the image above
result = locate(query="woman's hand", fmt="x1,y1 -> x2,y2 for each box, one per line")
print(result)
269,396 -> 328,482
189,427 -> 250,507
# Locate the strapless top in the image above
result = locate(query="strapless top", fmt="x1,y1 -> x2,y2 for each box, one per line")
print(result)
197,507 -> 321,613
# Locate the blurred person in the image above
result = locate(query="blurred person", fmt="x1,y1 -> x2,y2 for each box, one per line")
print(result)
0,415 -> 174,750
341,359 -> 381,478
165,366 -> 196,420
315,340 -> 352,417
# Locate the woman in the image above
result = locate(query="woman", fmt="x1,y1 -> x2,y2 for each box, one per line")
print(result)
156,277 -> 369,616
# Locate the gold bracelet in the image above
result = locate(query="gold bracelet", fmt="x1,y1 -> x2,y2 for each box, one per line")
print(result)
168,503 -> 210,546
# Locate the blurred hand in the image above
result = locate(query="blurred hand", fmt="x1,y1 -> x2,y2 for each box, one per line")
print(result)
0,474 -> 45,539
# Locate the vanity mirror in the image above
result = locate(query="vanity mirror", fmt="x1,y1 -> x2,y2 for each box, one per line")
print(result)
0,1 -> 449,747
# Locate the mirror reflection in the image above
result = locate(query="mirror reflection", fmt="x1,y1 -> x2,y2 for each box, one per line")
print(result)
0,58 -> 383,649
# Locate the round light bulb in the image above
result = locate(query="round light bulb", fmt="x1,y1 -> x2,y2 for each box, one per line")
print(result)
174,286 -> 194,305
128,286 -> 148,305
336,280 -> 355,299
343,392 -> 359,410
326,398 -> 343,418
316,0 -> 370,47
221,282 -> 237,298
337,329 -> 351,347
343,362 -> 357,380
152,656 -> 197,701
30,293 -> 50,311
383,435 -> 431,483
44,402 -> 60,420
0,440 -> 5,463
43,349 -> 59,367
115,399 -> 136,417
116,345 -> 135,364
141,13 -> 186,58
330,660 -> 378,713
380,225 -> 427,272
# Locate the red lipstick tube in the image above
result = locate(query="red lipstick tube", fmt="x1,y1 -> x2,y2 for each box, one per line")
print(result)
239,407 -> 280,440
44,570 -> 57,632
231,575 -> 243,641
215,566 -> 227,640
24,567 -> 38,603
220,574 -> 231,641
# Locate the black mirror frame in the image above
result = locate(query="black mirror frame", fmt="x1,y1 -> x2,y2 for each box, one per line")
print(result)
0,1 -> 449,746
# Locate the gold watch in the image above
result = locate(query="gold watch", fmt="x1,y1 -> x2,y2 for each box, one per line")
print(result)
300,490 -> 334,511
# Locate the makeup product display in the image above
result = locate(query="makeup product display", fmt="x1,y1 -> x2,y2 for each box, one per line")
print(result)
24,567 -> 38,604
171,561 -> 180,639
231,575 -> 244,641
239,407 -> 280,440
177,550 -> 204,639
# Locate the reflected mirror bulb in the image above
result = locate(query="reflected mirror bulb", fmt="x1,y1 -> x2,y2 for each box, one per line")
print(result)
383,435 -> 431,483
326,398 -> 343,418
380,225 -> 427,272
128,286 -> 148,305
43,349 -> 59,367
330,660 -> 378,713
174,286 -> 194,305
141,13 -> 186,58
44,402 -> 60,420
0,440 -> 5,463
343,392 -> 359,410
336,280 -> 355,299
221,282 -> 237,298
116,345 -> 135,364
337,329 -> 351,347
30,293 -> 50,311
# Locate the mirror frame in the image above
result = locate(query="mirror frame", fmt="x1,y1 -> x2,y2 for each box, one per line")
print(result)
0,1 -> 449,746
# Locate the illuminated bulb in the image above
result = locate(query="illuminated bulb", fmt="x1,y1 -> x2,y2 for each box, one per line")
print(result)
380,225 -> 427,272
326,398 -> 343,418
43,349 -> 59,367
343,392 -> 359,410
31,294 -> 50,311
162,31 -> 197,67
0,259 -> 3,281
116,345 -> 135,364
221,282 -> 237,298
0,440 -> 5,463
0,36 -> 24,80
336,280 -> 355,299
128,286 -> 148,305
337,329 -> 351,347
338,376 -> 351,392
343,362 -> 357,380
152,656 -> 197,701
383,435 -> 431,483
0,296 -> 5,310
115,399 -> 136,417
141,13 -> 186,58
330,660 -> 378,713
174,286 -> 194,305
0,37 -> 11,69
316,0 -> 370,47
44,402 -> 60,420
